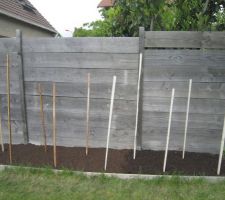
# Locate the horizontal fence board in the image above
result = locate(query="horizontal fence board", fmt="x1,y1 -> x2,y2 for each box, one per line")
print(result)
23,37 -> 139,53
24,81 -> 137,100
24,68 -> 138,85
143,65 -> 225,82
0,81 -> 20,94
0,38 -> 17,53
143,112 -> 224,130
145,31 -> 225,49
144,49 -> 225,68
28,129 -> 133,149
0,65 -> 19,81
25,95 -> 136,116
25,108 -> 136,130
142,127 -> 221,154
0,52 -> 18,67
143,96 -> 225,114
23,52 -> 139,70
143,81 -> 225,99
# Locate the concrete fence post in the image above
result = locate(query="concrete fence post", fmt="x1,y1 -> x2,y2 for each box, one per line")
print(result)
16,29 -> 29,144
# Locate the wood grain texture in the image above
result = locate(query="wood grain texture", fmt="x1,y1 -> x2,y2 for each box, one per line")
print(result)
143,81 -> 225,99
142,126 -> 222,154
24,81 -> 137,100
143,112 -> 224,130
23,52 -> 139,70
24,68 -> 138,85
145,31 -> 225,49
143,96 -> 225,114
0,38 -> 17,53
23,37 -> 139,53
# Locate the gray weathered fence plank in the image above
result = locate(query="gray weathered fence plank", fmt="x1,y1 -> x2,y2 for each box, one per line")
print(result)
142,126 -> 222,154
143,112 -> 224,130
145,31 -> 225,49
143,65 -> 225,82
23,52 -> 139,70
144,49 -> 225,67
24,81 -> 137,100
24,68 -> 138,85
143,81 -> 225,99
23,37 -> 139,53
0,38 -> 17,53
143,96 -> 225,114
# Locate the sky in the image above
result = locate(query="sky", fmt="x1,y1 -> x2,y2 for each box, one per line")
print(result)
29,0 -> 102,37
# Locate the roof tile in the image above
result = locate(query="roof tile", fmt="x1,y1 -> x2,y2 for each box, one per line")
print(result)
0,0 -> 56,33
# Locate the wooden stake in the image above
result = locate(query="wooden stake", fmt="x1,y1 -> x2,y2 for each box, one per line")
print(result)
6,54 -> 12,164
133,53 -> 143,160
52,83 -> 57,168
0,96 -> 4,152
182,79 -> 192,159
217,115 -> 225,175
38,83 -> 47,152
104,76 -> 116,171
86,73 -> 90,156
163,88 -> 175,172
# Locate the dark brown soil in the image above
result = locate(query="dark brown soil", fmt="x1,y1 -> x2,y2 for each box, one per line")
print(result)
0,144 -> 224,176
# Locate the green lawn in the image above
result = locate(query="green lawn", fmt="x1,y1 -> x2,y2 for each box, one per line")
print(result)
0,167 -> 225,200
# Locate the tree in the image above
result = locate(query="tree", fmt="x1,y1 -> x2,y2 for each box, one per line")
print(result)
73,0 -> 225,37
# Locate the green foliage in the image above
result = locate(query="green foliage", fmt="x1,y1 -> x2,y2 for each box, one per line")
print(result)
74,0 -> 225,37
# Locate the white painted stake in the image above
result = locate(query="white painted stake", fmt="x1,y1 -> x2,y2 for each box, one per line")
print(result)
104,76 -> 117,171
86,73 -> 90,156
217,115 -> 225,175
182,79 -> 192,159
163,88 -> 175,173
133,53 -> 143,160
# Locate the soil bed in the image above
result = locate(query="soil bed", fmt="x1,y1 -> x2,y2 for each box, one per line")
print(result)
0,144 -> 224,176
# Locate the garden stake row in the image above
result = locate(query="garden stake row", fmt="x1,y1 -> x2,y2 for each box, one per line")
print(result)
163,88 -> 175,172
182,79 -> 192,159
104,76 -> 117,170
6,54 -> 12,164
52,82 -> 57,168
0,97 -> 4,152
133,53 -> 143,160
38,83 -> 47,152
86,73 -> 90,156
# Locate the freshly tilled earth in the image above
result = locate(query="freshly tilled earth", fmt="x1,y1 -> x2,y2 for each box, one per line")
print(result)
0,144 -> 224,176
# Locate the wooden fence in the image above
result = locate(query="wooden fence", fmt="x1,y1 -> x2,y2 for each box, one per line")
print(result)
0,29 -> 224,154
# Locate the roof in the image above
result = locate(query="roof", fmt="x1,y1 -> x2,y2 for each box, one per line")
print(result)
97,0 -> 116,8
0,0 -> 57,33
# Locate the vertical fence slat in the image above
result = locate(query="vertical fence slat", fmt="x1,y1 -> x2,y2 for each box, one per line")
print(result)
16,29 -> 29,144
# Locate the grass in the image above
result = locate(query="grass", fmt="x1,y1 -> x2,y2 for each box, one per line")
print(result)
0,167 -> 225,200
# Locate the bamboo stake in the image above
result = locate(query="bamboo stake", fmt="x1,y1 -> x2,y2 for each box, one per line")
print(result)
217,115 -> 225,175
182,79 -> 192,159
133,53 -> 143,160
38,83 -> 47,152
0,97 -> 4,152
52,83 -> 57,168
163,88 -> 175,173
104,76 -> 116,171
86,73 -> 90,156
6,54 -> 12,164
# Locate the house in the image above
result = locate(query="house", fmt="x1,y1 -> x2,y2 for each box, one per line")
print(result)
0,0 -> 57,37
97,0 -> 116,8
